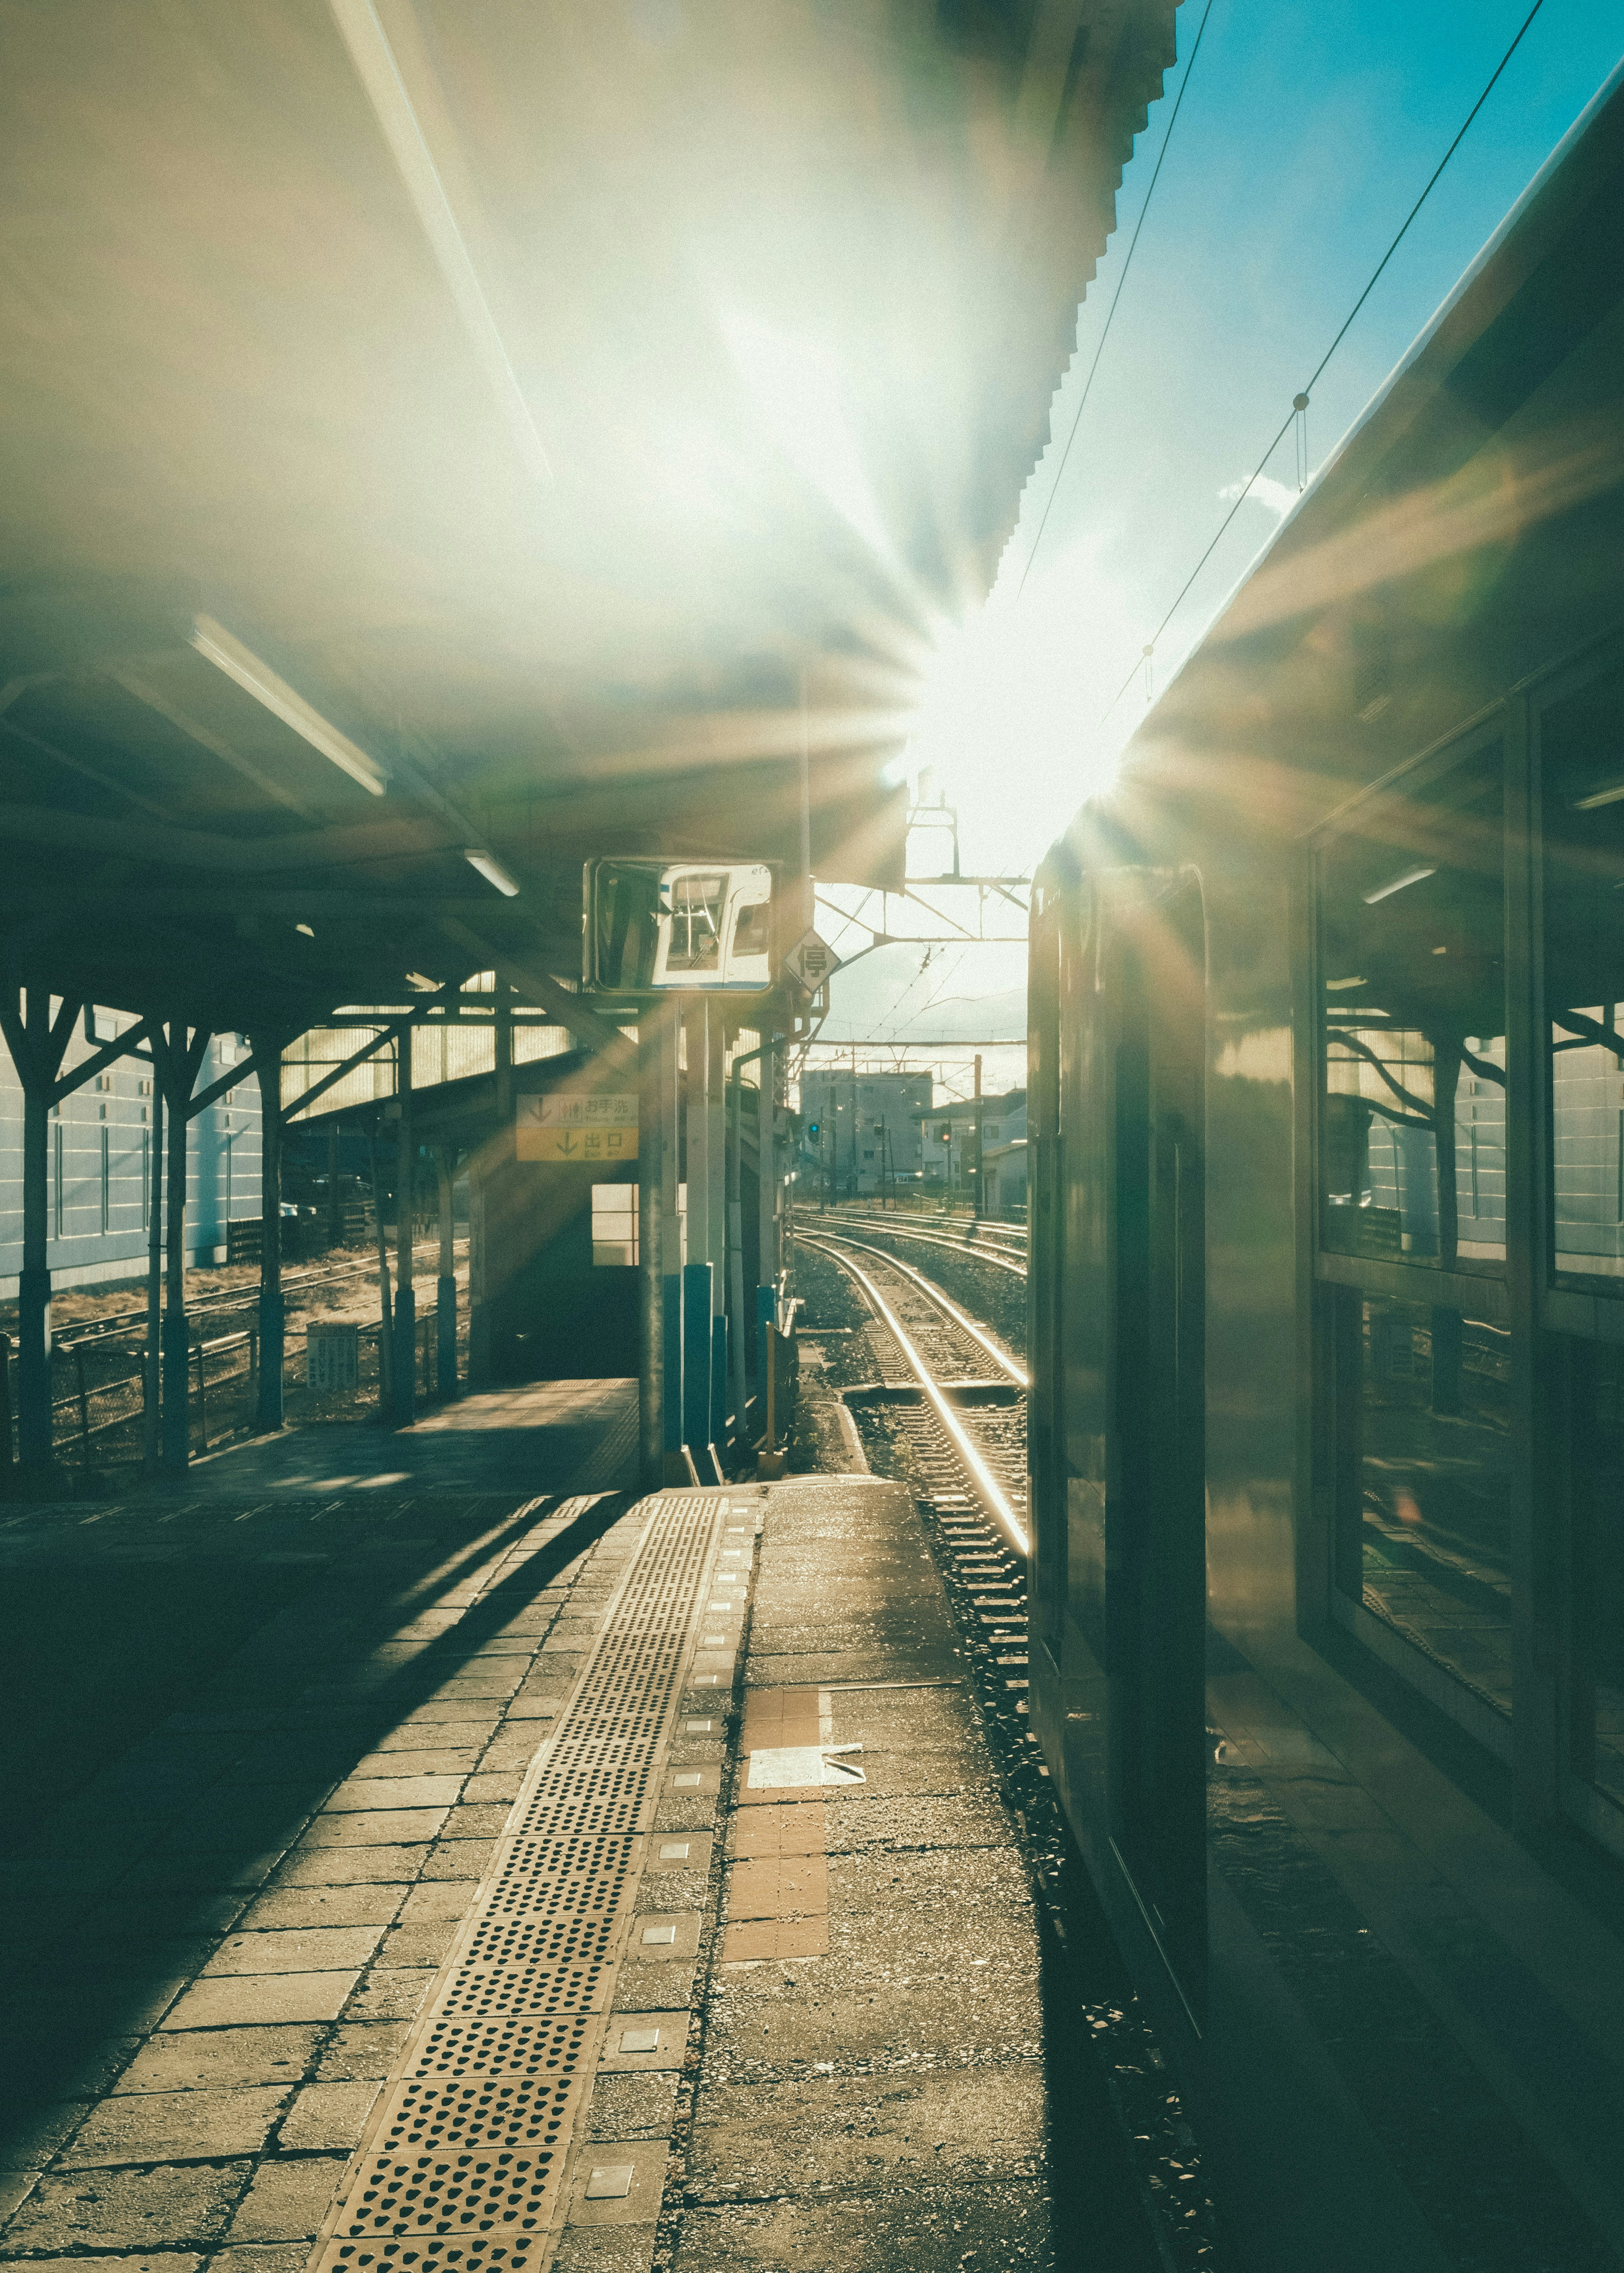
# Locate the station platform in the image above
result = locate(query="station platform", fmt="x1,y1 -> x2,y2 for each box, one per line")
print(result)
0,1463 -> 1141,2273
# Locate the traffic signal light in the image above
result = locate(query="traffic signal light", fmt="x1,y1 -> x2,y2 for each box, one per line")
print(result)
807,1120 -> 821,1141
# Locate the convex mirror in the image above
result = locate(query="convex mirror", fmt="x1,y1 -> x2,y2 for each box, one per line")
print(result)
584,859 -> 773,993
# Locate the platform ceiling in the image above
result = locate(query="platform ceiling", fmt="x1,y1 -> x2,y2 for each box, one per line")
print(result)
0,0 -> 1175,1036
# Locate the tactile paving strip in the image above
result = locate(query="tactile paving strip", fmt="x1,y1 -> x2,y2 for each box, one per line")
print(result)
312,1494 -> 728,2273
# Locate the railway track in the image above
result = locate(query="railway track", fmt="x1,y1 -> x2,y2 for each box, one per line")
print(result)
52,1240 -> 452,1351
812,1210 -> 1029,1277
798,1226 -> 1031,1738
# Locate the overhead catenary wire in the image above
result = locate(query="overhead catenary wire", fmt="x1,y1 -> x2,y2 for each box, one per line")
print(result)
1098,0 -> 1550,728
1015,0 -> 1218,600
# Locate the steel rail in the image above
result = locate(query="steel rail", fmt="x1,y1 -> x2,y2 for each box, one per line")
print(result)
810,1227 -> 1027,1387
799,1233 -> 1029,1557
52,1237 -> 457,1349
811,1212 -> 1028,1278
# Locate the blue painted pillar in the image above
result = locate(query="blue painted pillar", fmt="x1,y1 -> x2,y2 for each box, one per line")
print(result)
756,1282 -> 775,1424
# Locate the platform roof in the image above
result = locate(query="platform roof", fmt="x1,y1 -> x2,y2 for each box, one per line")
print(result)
0,0 -> 1175,1042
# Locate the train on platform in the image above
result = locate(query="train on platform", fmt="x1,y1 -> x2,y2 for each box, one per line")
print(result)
1025,62 -> 1624,2273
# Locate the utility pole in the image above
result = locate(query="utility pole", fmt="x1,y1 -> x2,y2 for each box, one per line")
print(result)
973,1053 -> 983,1222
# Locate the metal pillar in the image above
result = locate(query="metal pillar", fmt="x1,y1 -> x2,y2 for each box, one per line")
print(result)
708,1016 -> 727,1452
682,1260 -> 713,1466
18,1074 -> 50,1470
637,1009 -> 667,1492
436,1144 -> 458,1398
662,1005 -> 683,1474
326,1123 -> 342,1250
143,1087 -> 163,1473
255,1048 -> 285,1431
161,1027 -> 194,1473
973,1051 -> 984,1219
684,1000 -> 711,1288
392,1025 -> 416,1427
369,1120 -> 394,1408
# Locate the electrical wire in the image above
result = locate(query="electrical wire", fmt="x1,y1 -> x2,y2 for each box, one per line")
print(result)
1015,0 -> 1218,600
1098,0 -> 1550,728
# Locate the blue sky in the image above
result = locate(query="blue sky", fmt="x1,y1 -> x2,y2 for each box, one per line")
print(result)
814,0 -> 1624,1094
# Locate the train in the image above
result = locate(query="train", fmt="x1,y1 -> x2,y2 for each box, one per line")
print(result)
1026,60 -> 1624,2273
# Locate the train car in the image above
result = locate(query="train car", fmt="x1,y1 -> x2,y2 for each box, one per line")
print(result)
1028,63 -> 1624,2273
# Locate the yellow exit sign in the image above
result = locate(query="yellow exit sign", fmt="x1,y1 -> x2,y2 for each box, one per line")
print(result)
516,1090 -> 639,1162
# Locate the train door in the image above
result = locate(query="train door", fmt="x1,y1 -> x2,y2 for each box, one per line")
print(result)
1103,867 -> 1208,2009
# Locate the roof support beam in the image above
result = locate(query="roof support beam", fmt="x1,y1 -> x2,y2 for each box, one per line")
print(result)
438,918 -> 629,1057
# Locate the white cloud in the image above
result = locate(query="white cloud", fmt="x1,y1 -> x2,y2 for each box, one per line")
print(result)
1218,472 -> 1299,518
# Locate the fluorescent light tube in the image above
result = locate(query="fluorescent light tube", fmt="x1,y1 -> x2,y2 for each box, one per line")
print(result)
1574,780 -> 1624,810
190,616 -> 387,796
1362,863 -> 1436,906
465,849 -> 520,896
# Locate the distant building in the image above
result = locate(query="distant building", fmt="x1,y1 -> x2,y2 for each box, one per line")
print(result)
800,1070 -> 931,1198
0,1012 -> 261,1298
914,1088 -> 1026,1198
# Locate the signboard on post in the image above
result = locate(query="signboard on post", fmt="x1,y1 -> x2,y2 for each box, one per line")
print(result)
783,928 -> 837,995
516,1090 -> 639,1163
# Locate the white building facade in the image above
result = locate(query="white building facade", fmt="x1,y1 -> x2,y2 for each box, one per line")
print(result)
0,1010 -> 261,1298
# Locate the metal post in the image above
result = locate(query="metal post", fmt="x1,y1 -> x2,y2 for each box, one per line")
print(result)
255,1047 -> 285,1431
193,1338 -> 208,1449
369,1120 -> 393,1408
327,1122 -> 342,1250
638,1009 -> 666,1491
973,1052 -> 983,1221
17,1069 -> 51,1471
74,1342 -> 90,1464
436,1144 -> 458,1397
495,977 -> 513,1125
708,1017 -> 726,1450
727,1040 -> 772,1468
392,1025 -> 416,1427
162,1028 -> 193,1472
684,1000 -> 710,1287
0,1332 -> 13,1472
143,1087 -> 163,1472
662,1005 -> 683,1476
682,1260 -> 713,1470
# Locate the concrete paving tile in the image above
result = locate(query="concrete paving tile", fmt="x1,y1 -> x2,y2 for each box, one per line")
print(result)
376,1922 -> 456,1968
115,2028 -> 324,2097
347,1750 -> 482,1778
702,1950 -> 1043,2079
1,2160 -> 251,2254
666,2177 -> 1052,2272
271,1843 -> 431,1887
59,2088 -> 289,2168
320,1777 -> 466,1814
340,1968 -> 436,2023
612,1962 -> 695,2014
548,2226 -> 657,2273
1,2034 -> 143,2106
295,1809 -> 449,1848
585,2074 -> 679,2141
822,1794 -> 1016,1853
162,1973 -> 360,2030
208,2246 -> 311,2273
222,2156 -> 348,2243
460,1773 -> 522,1804
314,2022 -> 410,2083
125,1850 -> 288,1895
685,2067 -> 1046,2196
422,1839 -> 496,1879
438,1804 -> 513,1840
0,2170 -> 41,2227
396,1881 -> 474,1924
275,2081 -> 379,2152
0,2102 -> 86,2169
236,1885 -> 405,1932
0,2257 -> 200,2273
203,1926 -> 384,1976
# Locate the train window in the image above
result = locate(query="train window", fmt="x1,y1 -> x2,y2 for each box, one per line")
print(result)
1541,657 -> 1624,1291
1567,1337 -> 1624,1845
1336,1291 -> 1512,1720
1317,749 -> 1506,1271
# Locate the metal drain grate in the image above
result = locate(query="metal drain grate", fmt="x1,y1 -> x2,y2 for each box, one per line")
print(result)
313,1493 -> 727,2273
